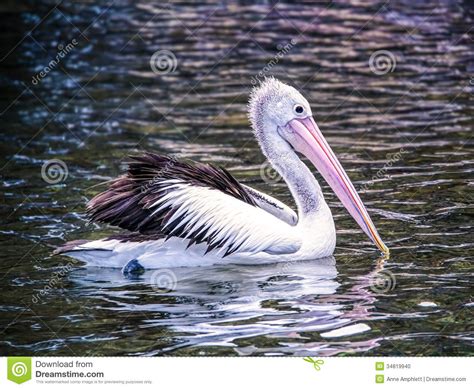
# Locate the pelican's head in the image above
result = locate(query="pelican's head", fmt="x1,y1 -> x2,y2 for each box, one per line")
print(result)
249,77 -> 389,255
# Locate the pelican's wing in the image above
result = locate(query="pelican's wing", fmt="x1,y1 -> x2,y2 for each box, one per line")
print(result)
87,153 -> 300,256
243,185 -> 297,226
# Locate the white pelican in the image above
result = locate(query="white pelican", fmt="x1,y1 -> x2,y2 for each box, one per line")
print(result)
56,78 -> 389,270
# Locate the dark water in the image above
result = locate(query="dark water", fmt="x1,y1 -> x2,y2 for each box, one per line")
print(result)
0,0 -> 473,356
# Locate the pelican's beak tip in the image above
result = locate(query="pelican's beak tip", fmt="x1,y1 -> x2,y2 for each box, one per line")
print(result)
379,243 -> 390,258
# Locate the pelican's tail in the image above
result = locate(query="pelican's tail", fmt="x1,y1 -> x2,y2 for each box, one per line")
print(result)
53,234 -> 223,269
54,238 -> 127,268
53,239 -> 92,256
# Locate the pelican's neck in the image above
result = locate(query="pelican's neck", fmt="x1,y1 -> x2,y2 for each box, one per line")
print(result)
257,129 -> 324,221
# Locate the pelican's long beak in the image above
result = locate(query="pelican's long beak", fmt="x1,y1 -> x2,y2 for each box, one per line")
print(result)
286,116 -> 389,255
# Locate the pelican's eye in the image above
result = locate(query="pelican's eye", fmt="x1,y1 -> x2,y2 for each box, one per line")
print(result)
294,104 -> 304,114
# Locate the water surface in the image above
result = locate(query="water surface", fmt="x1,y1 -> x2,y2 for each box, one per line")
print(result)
0,0 -> 473,356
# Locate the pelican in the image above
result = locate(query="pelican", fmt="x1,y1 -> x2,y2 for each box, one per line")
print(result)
56,78 -> 389,270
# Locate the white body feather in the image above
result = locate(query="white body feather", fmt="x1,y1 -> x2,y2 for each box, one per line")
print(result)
65,183 -> 336,269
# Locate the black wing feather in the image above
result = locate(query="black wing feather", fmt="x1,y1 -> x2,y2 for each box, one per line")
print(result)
87,153 -> 257,249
